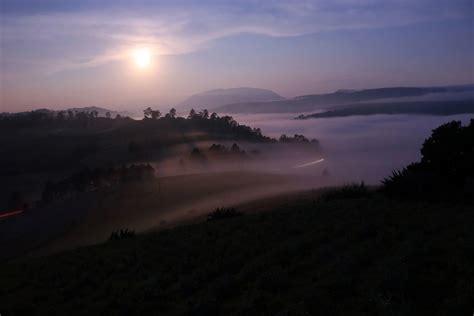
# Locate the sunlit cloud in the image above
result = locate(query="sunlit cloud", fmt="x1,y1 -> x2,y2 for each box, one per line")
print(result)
1,0 -> 472,111
1,0 -> 471,73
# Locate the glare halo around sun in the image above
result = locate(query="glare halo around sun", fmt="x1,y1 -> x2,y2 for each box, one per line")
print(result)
133,47 -> 152,69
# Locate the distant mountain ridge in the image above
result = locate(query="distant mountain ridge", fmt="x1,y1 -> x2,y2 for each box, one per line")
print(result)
1,106 -> 133,118
215,84 -> 474,114
296,100 -> 474,119
178,87 -> 284,110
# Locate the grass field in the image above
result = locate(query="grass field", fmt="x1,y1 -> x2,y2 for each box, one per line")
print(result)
1,189 -> 472,315
0,171 -> 306,260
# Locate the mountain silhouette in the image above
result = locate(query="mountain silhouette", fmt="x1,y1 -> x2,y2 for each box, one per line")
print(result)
215,84 -> 474,113
178,87 -> 284,110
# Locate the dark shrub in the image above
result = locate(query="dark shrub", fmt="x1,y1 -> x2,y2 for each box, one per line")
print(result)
381,163 -> 436,198
381,119 -> 474,201
207,207 -> 242,221
319,182 -> 370,202
208,143 -> 227,153
190,147 -> 207,163
109,228 -> 136,241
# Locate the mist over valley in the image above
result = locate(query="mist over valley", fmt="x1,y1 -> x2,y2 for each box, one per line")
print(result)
1,1 -> 473,314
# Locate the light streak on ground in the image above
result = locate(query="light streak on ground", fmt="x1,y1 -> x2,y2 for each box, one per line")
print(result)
0,210 -> 24,219
292,158 -> 325,169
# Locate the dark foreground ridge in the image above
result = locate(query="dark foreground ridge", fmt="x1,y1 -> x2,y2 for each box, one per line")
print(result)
1,120 -> 472,315
1,189 -> 473,315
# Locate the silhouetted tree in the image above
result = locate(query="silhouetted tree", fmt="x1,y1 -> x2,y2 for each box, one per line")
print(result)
252,128 -> 262,137
41,164 -> 156,204
190,147 -> 207,164
144,107 -> 153,119
151,109 -> 161,120
209,144 -> 227,153
57,111 -> 65,121
381,119 -> 474,201
231,143 -> 241,153
191,147 -> 201,156
279,134 -> 312,143
420,120 -> 474,179
169,108 -> 177,118
188,109 -> 196,119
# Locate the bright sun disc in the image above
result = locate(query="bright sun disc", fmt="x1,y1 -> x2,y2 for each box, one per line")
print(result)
133,48 -> 152,68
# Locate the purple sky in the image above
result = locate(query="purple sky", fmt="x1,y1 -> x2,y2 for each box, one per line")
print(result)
1,0 -> 473,112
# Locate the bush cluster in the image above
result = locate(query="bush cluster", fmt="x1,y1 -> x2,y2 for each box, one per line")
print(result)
319,182 -> 370,202
381,119 -> 474,201
207,207 -> 242,221
109,229 -> 136,241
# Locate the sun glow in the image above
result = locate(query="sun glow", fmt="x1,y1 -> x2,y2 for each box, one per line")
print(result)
133,47 -> 152,69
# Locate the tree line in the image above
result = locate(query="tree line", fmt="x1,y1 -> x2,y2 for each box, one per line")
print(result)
41,164 -> 155,204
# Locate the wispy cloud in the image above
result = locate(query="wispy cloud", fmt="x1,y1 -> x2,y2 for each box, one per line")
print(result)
1,0 -> 471,73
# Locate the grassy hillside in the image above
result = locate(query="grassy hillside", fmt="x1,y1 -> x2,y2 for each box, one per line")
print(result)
0,171 -> 300,261
0,111 -> 282,210
1,189 -> 473,315
0,112 -> 272,177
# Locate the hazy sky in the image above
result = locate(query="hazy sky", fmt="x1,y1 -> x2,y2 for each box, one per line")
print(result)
1,0 -> 473,112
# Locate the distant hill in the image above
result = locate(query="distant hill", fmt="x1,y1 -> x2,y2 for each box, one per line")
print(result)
178,87 -> 285,110
296,100 -> 474,119
65,106 -> 133,118
0,111 -> 276,179
215,85 -> 474,114
1,106 -> 133,118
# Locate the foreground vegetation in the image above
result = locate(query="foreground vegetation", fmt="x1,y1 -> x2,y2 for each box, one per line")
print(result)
1,190 -> 472,315
1,119 -> 472,315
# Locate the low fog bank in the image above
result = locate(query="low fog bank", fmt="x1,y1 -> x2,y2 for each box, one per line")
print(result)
151,140 -> 323,178
16,171 -> 319,258
366,90 -> 474,104
3,112 -> 473,258
232,113 -> 474,184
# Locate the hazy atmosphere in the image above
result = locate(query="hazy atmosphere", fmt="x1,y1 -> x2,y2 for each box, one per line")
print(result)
1,0 -> 473,112
1,1 -> 473,315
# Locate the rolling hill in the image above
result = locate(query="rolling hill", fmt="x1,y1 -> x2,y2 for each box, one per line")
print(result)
215,85 -> 474,114
1,188 -> 472,315
296,100 -> 474,119
178,87 -> 284,111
